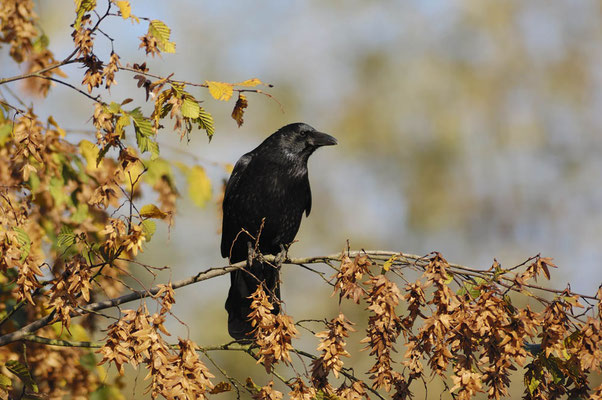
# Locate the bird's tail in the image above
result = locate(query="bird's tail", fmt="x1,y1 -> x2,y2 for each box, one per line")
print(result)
225,259 -> 281,340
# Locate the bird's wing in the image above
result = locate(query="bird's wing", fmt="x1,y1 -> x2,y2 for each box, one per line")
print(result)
305,181 -> 312,216
221,152 -> 254,258
224,152 -> 253,199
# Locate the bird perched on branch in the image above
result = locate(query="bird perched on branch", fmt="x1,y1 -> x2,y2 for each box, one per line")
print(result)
221,122 -> 337,340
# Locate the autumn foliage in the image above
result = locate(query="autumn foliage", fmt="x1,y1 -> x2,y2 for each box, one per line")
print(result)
0,0 -> 600,399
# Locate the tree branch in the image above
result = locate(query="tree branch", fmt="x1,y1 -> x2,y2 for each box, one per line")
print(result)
1,250 -> 596,347
0,59 -> 81,86
0,259 -> 248,346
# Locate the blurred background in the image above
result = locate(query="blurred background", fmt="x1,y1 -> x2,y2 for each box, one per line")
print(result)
5,0 -> 602,397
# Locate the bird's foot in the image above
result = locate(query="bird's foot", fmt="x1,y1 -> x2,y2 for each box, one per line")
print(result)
274,244 -> 289,269
247,241 -> 265,266
247,241 -> 256,266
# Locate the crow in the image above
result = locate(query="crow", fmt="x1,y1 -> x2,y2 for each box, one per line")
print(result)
221,122 -> 337,340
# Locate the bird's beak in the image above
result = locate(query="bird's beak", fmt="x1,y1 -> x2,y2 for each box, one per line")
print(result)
309,131 -> 338,147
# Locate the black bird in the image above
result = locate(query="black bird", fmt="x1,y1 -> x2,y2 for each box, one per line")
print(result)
221,122 -> 337,340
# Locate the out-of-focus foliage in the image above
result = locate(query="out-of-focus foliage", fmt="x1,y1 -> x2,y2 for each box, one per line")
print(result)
0,0 -> 266,398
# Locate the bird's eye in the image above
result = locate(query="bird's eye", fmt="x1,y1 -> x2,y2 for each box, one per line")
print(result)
299,130 -> 307,137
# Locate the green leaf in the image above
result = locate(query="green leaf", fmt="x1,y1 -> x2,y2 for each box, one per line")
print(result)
49,176 -> 68,206
74,0 -> 96,29
527,376 -> 539,395
136,130 -> 159,160
458,282 -> 481,299
96,144 -> 111,166
148,139 -> 160,160
130,108 -> 158,158
130,108 -> 153,137
33,34 -> 49,52
91,385 -> 126,400
187,165 -> 212,207
27,172 -> 40,193
193,107 -> 215,139
80,352 -> 97,371
57,226 -> 76,253
72,203 -> 90,224
0,123 -> 12,146
6,360 -> 38,393
181,97 -> 200,118
148,20 -> 175,53
141,220 -> 156,242
0,373 -> 11,388
13,227 -> 31,262
143,158 -> 174,187
107,102 -> 121,114
115,113 -> 130,137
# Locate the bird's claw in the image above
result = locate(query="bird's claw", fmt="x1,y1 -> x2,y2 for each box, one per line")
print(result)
274,244 -> 289,269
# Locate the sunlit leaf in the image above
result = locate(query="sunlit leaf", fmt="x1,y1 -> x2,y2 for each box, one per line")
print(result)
140,204 -> 168,220
115,114 -> 130,137
57,226 -> 76,253
141,220 -> 156,242
0,373 -> 11,388
187,165 -> 212,207
13,227 -> 31,262
195,107 -> 215,139
206,81 -> 234,101
123,159 -> 145,192
79,139 -> 102,170
74,0 -> 96,29
115,1 -> 131,19
382,254 -> 398,272
148,20 -> 175,53
129,108 -> 154,137
235,78 -> 263,87
527,376 -> 540,395
130,108 -> 158,158
181,96 -> 200,118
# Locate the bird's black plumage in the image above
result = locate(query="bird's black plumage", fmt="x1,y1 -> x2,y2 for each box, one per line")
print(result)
221,122 -> 337,340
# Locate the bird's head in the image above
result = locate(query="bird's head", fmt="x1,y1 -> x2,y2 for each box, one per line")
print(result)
269,122 -> 337,161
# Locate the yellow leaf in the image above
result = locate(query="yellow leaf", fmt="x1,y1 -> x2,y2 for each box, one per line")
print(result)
383,254 -> 398,271
47,116 -> 66,137
115,0 -> 131,19
140,204 -> 168,220
235,78 -> 263,87
188,165 -> 212,207
79,140 -> 101,171
206,81 -> 234,101
124,157 -> 144,191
